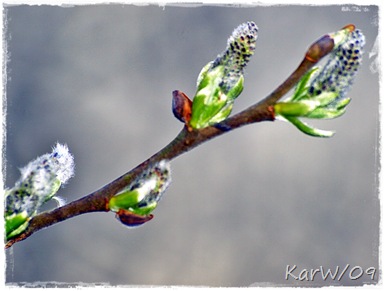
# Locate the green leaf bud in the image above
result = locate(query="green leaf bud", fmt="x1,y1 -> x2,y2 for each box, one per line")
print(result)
275,25 -> 365,137
108,160 -> 171,227
189,22 -> 258,129
5,143 -> 75,239
5,211 -> 29,239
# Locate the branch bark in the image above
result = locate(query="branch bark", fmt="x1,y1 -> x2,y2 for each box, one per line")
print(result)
5,31 -> 334,249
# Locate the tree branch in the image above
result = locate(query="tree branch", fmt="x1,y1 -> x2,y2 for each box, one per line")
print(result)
5,30 -> 335,249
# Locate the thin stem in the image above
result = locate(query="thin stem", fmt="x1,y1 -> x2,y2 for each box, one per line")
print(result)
5,31 -> 334,249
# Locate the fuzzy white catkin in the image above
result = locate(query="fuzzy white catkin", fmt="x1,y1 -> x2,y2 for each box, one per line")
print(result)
309,29 -> 365,101
6,143 -> 75,216
134,160 -> 171,207
214,21 -> 258,93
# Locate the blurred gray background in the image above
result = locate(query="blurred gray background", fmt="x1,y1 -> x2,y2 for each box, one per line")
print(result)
3,4 -> 379,287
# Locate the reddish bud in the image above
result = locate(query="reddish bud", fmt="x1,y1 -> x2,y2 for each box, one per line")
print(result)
172,90 -> 192,124
306,35 -> 334,63
342,24 -> 355,32
116,209 -> 154,227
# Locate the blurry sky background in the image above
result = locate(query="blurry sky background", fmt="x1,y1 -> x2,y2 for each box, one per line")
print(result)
3,4 -> 380,287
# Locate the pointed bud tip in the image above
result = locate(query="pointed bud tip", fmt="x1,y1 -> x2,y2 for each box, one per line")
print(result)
306,35 -> 334,63
342,24 -> 356,32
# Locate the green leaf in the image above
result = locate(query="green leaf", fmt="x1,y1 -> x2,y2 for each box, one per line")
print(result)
195,61 -> 214,91
333,97 -> 351,110
226,75 -> 244,100
274,101 -> 317,117
43,178 -> 62,203
207,102 -> 234,124
190,64 -> 232,129
291,67 -> 319,101
306,107 -> 347,119
108,189 -> 142,212
285,116 -> 335,138
189,92 -> 228,129
309,91 -> 338,107
108,189 -> 159,216
6,212 -> 30,240
130,203 -> 158,216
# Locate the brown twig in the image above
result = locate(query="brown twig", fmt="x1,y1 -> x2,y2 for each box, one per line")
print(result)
5,30 -> 335,249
